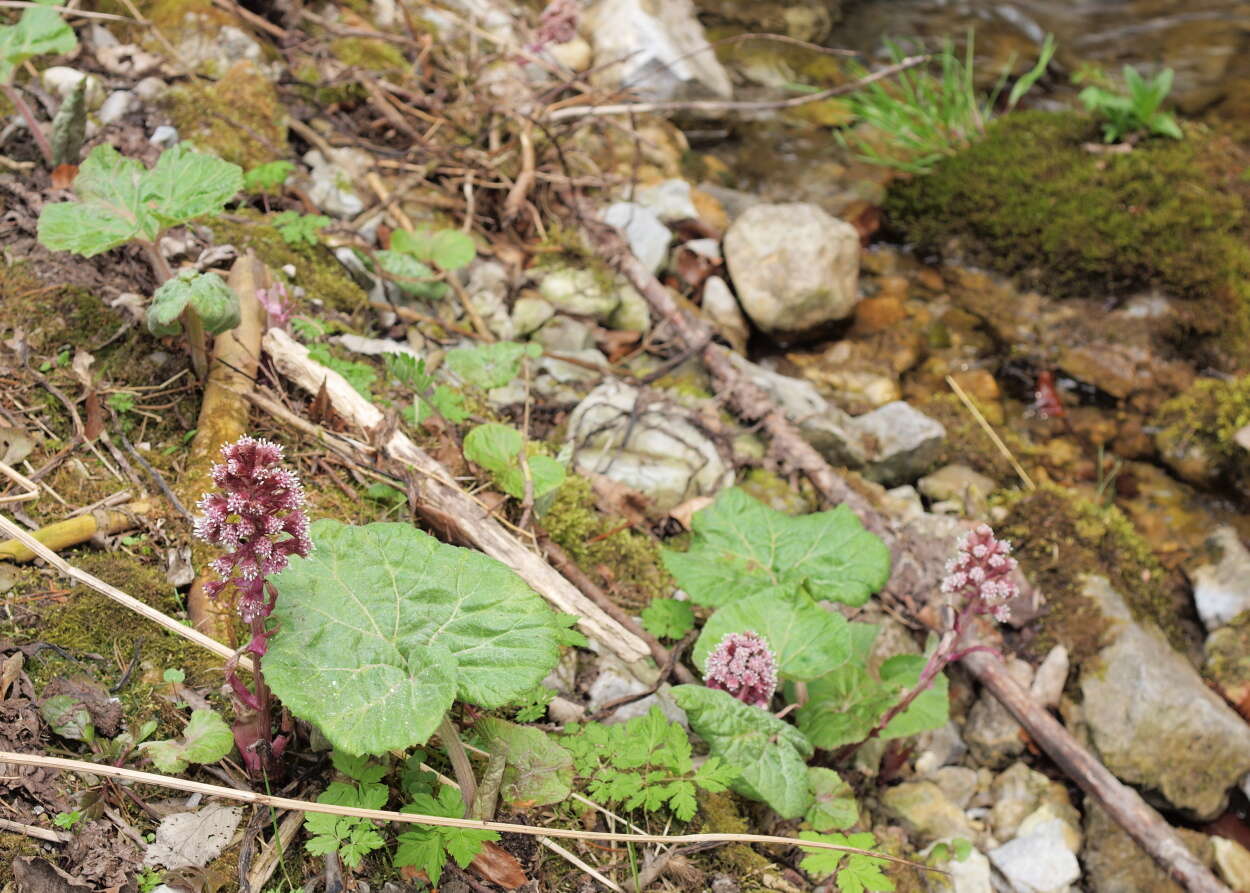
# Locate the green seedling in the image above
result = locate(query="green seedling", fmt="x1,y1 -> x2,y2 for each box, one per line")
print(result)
272,210 -> 330,247
244,160 -> 295,195
52,810 -> 83,830
375,226 -> 476,300
1078,65 -> 1183,143
640,598 -> 695,640
385,352 -> 468,424
463,422 -> 565,502
138,709 -> 233,773
0,0 -> 77,166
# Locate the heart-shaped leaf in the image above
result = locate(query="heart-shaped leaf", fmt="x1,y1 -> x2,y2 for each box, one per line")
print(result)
463,423 -> 565,500
0,0 -> 77,84
692,591 -> 851,681
139,709 -> 232,773
662,487 -> 891,607
672,685 -> 812,819
266,520 -> 566,755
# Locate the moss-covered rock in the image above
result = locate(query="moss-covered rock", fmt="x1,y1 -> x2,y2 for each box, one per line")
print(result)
885,111 -> 1250,368
1152,375 -> 1250,500
329,37 -> 408,72
165,60 -> 287,169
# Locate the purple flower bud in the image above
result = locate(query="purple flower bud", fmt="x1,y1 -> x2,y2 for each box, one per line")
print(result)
194,436 -> 311,621
704,631 -> 778,709
941,524 -> 1018,622
256,282 -> 293,330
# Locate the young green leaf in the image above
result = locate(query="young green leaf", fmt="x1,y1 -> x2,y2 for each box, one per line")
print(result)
147,270 -> 241,337
445,341 -> 541,390
799,831 -> 894,892
330,750 -> 387,784
363,483 -> 406,506
272,210 -> 330,248
672,685 -> 812,819
663,487 -> 891,608
38,144 -> 243,257
0,0 -> 77,84
243,160 -> 295,194
396,786 -> 498,885
40,695 -> 95,743
139,709 -> 233,773
640,598 -> 695,640
476,717 -> 573,806
307,344 -> 376,397
463,422 -> 565,500
692,591 -> 851,681
375,249 -> 447,300
805,767 -> 858,832
391,227 -> 476,271
50,76 -> 86,167
266,520 -> 566,755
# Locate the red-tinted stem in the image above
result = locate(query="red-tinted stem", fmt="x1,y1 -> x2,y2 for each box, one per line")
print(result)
1,83 -> 53,166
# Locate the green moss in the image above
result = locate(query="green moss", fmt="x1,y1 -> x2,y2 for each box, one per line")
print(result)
208,210 -> 369,315
998,484 -> 1189,663
738,467 -> 817,515
695,790 -> 772,878
886,111 -> 1250,367
541,476 -> 672,612
917,392 -> 1038,485
0,833 -> 42,886
330,37 -> 408,72
1153,375 -> 1250,496
165,60 -> 287,169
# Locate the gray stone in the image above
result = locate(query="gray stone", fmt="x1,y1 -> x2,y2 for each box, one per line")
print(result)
922,843 -> 992,893
1028,645 -> 1069,710
134,77 -> 169,102
566,380 -> 733,511
990,762 -> 1073,842
97,90 -> 139,125
582,0 -> 733,101
965,659 -> 1032,768
635,179 -> 699,223
852,401 -> 946,486
603,202 -> 671,275
1081,798 -> 1210,893
930,766 -> 979,810
1080,575 -> 1250,818
511,296 -> 554,336
1017,803 -> 1081,854
466,260 -> 514,340
879,781 -> 975,846
988,820 -> 1081,893
533,315 -> 595,352
701,276 -> 749,354
1189,527 -> 1250,631
914,722 -> 968,775
723,202 -> 860,342
537,266 -> 626,321
918,464 -> 998,507
540,349 -> 608,385
608,281 -> 651,332
149,125 -> 179,148
303,149 -> 366,218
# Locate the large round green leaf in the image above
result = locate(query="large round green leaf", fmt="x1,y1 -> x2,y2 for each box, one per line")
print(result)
266,520 -> 564,755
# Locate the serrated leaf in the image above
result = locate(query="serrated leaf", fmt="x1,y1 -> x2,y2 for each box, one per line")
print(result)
0,0 -> 77,83
39,145 -> 153,255
693,592 -> 851,681
476,717 -> 573,807
463,423 -> 565,500
139,710 -> 232,772
243,160 -> 294,194
147,270 -> 241,337
800,831 -> 893,892
672,685 -> 812,819
305,835 -> 340,856
428,230 -> 476,270
395,829 -> 447,884
143,144 -> 243,228
330,750 -> 387,784
40,694 -> 94,742
445,341 -> 539,390
266,520 -> 565,755
805,767 -> 858,831
661,488 -> 891,607
640,598 -> 694,640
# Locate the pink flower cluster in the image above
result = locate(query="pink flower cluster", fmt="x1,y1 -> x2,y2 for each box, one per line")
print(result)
941,523 -> 1018,622
194,436 -> 311,621
530,0 -> 577,51
705,631 -> 778,709
256,282 -> 293,330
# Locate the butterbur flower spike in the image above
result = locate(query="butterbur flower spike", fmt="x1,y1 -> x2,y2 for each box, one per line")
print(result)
705,631 -> 778,709
941,523 -> 1018,622
194,435 -> 311,621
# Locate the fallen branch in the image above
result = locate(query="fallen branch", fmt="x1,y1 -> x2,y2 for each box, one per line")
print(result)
0,497 -> 157,562
261,327 -> 652,666
590,222 -> 1232,893
0,750 -> 930,868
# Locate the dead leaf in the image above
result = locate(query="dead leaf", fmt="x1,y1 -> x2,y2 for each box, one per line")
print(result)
42,677 -> 123,738
143,805 -> 244,871
586,473 -> 651,527
51,164 -> 78,189
64,819 -> 142,890
2,651 -> 24,700
594,328 -> 641,364
70,350 -> 95,389
165,547 -> 195,588
0,425 -> 36,464
13,856 -> 94,893
469,840 -> 528,889
668,495 -> 715,531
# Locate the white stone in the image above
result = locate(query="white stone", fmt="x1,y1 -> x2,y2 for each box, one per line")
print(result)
1190,527 -> 1250,631
851,401 -> 947,486
135,77 -> 169,102
683,237 -> 721,260
723,202 -> 860,342
923,841 -> 993,893
988,820 -> 1081,893
548,37 -> 592,72
603,202 -> 671,275
635,179 -> 699,223
97,90 -> 139,125
1028,645 -> 1069,710
582,0 -> 732,101
302,149 -> 366,218
512,296 -> 555,336
1017,803 -> 1082,854
701,276 -> 748,353
40,67 -> 104,109
1213,837 -> 1250,891
332,334 -> 419,357
150,125 -> 179,148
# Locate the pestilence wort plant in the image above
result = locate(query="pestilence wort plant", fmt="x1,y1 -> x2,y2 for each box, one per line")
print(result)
704,630 -> 778,709
194,435 -> 311,778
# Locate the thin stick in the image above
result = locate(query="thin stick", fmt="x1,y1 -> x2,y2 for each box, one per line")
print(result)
0,513 -> 252,672
0,751 -> 934,869
540,836 -> 625,893
0,816 -> 69,843
945,375 -> 1034,490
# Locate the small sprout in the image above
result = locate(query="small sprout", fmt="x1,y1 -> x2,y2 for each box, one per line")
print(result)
147,270 -> 242,338
704,630 -> 778,709
162,667 -> 186,684
243,160 -> 295,194
52,810 -> 83,830
272,210 -> 330,247
106,391 -> 136,414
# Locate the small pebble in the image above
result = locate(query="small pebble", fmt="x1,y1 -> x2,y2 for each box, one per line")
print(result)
150,125 -> 179,148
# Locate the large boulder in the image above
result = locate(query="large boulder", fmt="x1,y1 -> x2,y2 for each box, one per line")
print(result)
1079,576 -> 1250,819
723,202 -> 860,343
582,0 -> 732,100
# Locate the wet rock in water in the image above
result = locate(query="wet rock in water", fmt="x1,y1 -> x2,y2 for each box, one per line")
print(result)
582,0 -> 732,100
1189,527 -> 1250,632
566,380 -> 732,511
853,401 -> 946,486
988,819 -> 1081,893
1081,798 -> 1212,893
785,332 -> 922,415
602,202 -> 671,275
1028,645 -> 1069,710
723,203 -> 860,343
1079,575 -> 1250,819
701,276 -> 749,354
964,658 -> 1032,769
1057,338 -> 1194,412
879,780 -> 975,846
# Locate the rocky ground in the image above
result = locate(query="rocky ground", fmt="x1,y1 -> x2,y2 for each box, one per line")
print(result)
1,1 -> 1249,892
